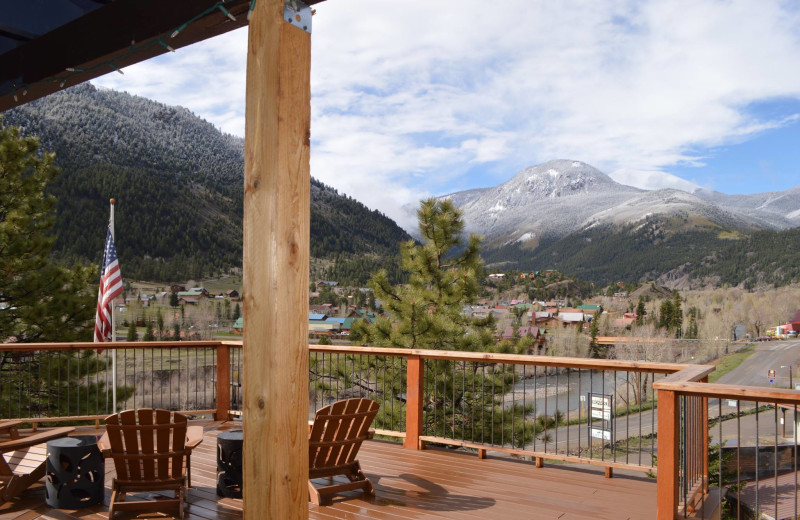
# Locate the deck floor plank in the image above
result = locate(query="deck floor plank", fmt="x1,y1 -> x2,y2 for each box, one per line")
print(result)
1,422 -> 656,519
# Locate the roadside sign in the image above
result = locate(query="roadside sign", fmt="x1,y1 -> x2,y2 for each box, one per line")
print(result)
727,400 -> 738,407
769,369 -> 776,378
588,393 -> 613,448
770,378 -> 775,385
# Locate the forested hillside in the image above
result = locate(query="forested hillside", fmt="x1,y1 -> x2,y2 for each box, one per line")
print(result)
483,215 -> 800,289
2,83 -> 410,284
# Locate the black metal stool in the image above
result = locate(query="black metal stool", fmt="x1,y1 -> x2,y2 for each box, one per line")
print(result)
45,435 -> 104,509
216,430 -> 243,498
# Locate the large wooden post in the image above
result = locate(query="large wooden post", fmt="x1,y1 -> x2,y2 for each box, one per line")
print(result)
242,0 -> 311,518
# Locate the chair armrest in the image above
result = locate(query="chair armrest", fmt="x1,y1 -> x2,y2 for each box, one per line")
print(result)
366,430 -> 375,440
0,420 -> 23,438
97,432 -> 111,456
186,426 -> 203,450
0,426 -> 75,453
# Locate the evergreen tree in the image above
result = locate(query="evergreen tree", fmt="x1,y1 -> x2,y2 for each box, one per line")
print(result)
232,303 -> 241,321
589,316 -> 600,356
156,308 -> 164,338
0,123 -> 96,342
126,318 -> 138,341
173,322 -> 181,341
170,289 -> 179,308
635,298 -> 646,326
349,199 -> 533,445
143,315 -> 155,341
671,291 -> 683,337
658,300 -> 674,330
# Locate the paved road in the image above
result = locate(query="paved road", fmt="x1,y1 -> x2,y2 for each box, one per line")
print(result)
536,341 -> 800,454
717,339 -> 800,387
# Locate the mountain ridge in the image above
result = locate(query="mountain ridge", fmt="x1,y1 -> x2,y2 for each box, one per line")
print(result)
2,83 -> 411,284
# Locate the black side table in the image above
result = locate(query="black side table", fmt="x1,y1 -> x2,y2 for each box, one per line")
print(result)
45,435 -> 104,509
216,430 -> 243,498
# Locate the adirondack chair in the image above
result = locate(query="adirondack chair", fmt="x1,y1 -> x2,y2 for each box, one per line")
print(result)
104,409 -> 189,519
308,398 -> 379,505
0,420 -> 75,503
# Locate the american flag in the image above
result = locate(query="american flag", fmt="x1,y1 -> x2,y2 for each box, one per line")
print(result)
94,227 -> 123,343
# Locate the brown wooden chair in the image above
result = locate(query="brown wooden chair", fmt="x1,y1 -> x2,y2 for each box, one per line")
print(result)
104,409 -> 188,519
308,398 -> 379,505
0,420 -> 75,503
98,424 -> 202,487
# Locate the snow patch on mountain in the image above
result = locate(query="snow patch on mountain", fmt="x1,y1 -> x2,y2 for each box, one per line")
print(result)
442,159 -> 800,247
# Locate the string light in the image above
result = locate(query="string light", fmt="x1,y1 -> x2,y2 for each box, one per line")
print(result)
5,0 -> 255,103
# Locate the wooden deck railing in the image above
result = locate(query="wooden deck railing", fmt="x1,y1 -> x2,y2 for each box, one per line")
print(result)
10,340 -> 800,518
653,365 -> 800,519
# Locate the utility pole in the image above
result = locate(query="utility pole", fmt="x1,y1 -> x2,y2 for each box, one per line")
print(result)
782,365 -> 794,389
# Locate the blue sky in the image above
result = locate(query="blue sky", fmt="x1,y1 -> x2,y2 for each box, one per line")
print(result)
93,0 -> 800,229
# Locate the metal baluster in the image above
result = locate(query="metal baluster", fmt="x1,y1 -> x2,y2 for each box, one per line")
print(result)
578,369 -> 591,457
481,363 -> 486,444
755,401 -> 760,518
774,402 -> 778,519
737,400 -> 742,520
626,370 -> 630,464
522,365 -> 527,451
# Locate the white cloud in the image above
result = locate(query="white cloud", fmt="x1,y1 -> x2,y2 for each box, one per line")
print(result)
93,0 -> 800,229
609,169 -> 702,192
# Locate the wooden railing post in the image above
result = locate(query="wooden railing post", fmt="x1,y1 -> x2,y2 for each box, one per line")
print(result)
657,389 -> 680,520
701,378 -> 709,496
404,354 -> 424,450
216,343 -> 231,421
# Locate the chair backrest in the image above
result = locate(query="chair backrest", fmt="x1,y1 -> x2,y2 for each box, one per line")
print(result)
309,398 -> 379,471
105,409 -> 187,483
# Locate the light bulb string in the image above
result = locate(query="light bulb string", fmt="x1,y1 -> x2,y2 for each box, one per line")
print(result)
6,0 -> 250,102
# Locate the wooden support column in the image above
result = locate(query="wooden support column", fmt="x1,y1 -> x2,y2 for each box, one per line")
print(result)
215,343 -> 231,421
404,355 -> 424,450
242,0 -> 311,518
656,389 -> 680,520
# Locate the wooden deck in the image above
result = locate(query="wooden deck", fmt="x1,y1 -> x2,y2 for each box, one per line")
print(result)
1,422 -> 657,520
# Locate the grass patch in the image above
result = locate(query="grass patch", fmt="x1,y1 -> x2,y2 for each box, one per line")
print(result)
709,345 -> 755,383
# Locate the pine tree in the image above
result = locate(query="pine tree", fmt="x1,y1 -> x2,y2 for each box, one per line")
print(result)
0,123 -> 96,342
671,291 -> 683,338
126,319 -> 138,341
170,289 -> 179,308
589,316 -> 600,356
636,298 -> 646,326
173,322 -> 181,341
348,198 -> 533,445
232,303 -> 241,321
143,314 -> 155,341
156,308 -> 165,338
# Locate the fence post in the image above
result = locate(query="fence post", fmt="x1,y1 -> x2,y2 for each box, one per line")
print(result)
216,343 -> 231,421
404,354 -> 424,450
657,389 -> 680,520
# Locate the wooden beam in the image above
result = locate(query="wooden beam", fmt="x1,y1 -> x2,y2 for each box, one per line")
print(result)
242,0 -> 310,517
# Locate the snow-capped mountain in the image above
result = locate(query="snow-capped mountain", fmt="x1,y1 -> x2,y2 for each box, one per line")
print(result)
440,160 -> 800,247
693,186 -> 800,229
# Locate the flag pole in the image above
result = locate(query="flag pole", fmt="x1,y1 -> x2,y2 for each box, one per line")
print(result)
110,198 -> 117,414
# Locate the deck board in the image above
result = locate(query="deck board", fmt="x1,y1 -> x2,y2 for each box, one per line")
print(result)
0,422 -> 657,519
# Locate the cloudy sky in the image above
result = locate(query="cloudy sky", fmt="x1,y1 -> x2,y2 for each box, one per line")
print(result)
94,0 -> 800,229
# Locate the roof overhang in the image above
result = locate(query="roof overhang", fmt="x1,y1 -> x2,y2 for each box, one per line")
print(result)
0,0 -> 323,112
